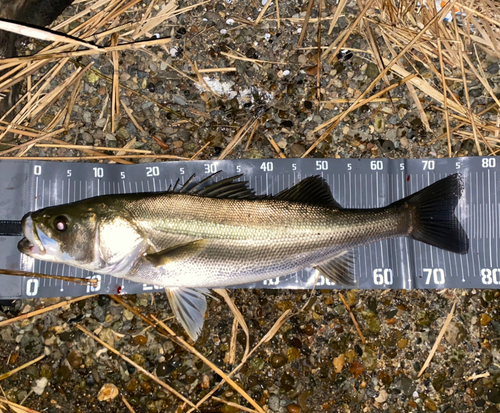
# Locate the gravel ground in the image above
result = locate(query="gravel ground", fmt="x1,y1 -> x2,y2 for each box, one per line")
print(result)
1,0 -> 500,412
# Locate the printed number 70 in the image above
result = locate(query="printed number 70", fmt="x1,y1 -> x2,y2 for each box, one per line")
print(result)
423,268 -> 445,285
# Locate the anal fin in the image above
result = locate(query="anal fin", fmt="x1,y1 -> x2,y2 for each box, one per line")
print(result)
314,250 -> 356,286
166,288 -> 209,341
145,239 -> 208,267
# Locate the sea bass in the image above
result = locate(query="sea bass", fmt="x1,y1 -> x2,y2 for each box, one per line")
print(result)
18,173 -> 469,340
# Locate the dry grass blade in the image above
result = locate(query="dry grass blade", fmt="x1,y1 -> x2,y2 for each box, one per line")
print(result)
418,301 -> 456,377
267,136 -> 286,158
188,309 -> 293,413
465,372 -> 490,381
0,126 -> 71,154
111,295 -> 264,412
219,116 -> 260,160
453,19 -> 482,155
75,324 -> 197,409
323,0 -> 376,62
189,141 -> 211,160
64,80 -> 81,130
328,0 -> 348,35
0,354 -> 45,381
381,31 -> 431,131
0,397 -> 39,413
228,317 -> 239,365
0,269 -> 98,287
132,0 -> 177,38
297,0 -> 315,47
120,100 -> 146,136
111,33 -> 119,134
212,396 -> 260,413
214,289 -> 250,361
311,74 -> 416,135
0,154 -> 188,161
0,295 -> 95,327
0,38 -> 173,65
121,395 -> 136,413
35,143 -> 151,154
438,38 -> 452,157
304,0 -> 459,157
150,316 -> 265,413
339,293 -> 366,344
0,19 -> 98,50
220,52 -> 287,65
255,0 -> 273,25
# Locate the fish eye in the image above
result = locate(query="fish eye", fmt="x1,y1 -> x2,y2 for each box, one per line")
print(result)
54,216 -> 69,232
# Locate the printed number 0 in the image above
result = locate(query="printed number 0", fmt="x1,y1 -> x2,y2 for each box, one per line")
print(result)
26,279 -> 39,296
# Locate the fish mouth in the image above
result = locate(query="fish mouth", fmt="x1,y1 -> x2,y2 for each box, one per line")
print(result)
17,213 -> 46,256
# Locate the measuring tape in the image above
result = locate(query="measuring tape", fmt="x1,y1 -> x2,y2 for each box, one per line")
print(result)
0,157 -> 497,299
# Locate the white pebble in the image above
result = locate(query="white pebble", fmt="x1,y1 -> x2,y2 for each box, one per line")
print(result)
220,29 -> 227,34
262,0 -> 268,4
282,70 -> 290,76
170,47 -> 179,57
297,28 -> 302,34
226,18 -> 235,25
264,33 -> 271,41
32,377 -> 48,396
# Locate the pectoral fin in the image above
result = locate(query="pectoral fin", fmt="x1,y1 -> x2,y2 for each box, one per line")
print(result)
166,288 -> 209,341
145,239 -> 208,267
314,250 -> 356,286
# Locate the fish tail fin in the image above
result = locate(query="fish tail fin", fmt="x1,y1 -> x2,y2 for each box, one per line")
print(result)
395,173 -> 469,254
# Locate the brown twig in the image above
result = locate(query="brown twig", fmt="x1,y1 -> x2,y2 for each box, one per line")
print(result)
338,293 -> 366,344
0,295 -> 95,327
418,301 -> 456,377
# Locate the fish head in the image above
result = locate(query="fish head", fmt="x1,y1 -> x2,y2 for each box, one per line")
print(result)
18,199 -> 148,274
18,202 -> 100,267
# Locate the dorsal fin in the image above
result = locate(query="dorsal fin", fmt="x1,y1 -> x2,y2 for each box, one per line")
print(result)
171,173 -> 257,200
275,176 -> 342,208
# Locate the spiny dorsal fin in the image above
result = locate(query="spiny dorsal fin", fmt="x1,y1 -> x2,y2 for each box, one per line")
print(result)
275,176 -> 342,208
171,173 -> 257,200
314,250 -> 356,286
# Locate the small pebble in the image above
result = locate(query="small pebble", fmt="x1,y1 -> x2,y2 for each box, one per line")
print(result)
97,383 -> 119,401
481,313 -> 492,326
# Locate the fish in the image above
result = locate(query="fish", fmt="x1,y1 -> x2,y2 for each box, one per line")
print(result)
18,172 -> 469,340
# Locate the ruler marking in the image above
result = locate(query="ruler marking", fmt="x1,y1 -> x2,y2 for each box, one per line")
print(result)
496,170 -> 498,269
